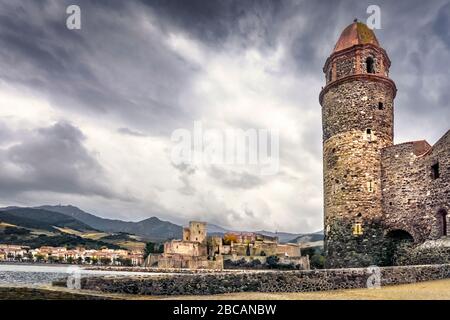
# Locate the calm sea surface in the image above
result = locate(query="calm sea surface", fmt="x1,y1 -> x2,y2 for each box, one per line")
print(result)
0,264 -> 169,286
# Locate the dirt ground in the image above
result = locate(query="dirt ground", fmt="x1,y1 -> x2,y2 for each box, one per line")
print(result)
162,279 -> 450,300
1,278 -> 449,300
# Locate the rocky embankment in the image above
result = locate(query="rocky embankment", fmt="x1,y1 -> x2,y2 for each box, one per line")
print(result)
54,264 -> 450,296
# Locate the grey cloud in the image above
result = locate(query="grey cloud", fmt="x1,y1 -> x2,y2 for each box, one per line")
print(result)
0,122 -> 14,144
172,162 -> 197,175
117,127 -> 148,137
172,162 -> 197,195
0,0 -> 449,232
208,166 -> 264,189
141,0 -> 284,47
0,121 -> 116,199
178,175 -> 196,196
0,0 -> 201,136
433,2 -> 450,49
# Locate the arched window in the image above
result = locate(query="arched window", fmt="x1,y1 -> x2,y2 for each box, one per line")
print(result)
438,209 -> 448,236
366,57 -> 375,74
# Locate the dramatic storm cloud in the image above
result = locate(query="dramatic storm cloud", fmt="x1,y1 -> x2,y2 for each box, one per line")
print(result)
0,0 -> 448,232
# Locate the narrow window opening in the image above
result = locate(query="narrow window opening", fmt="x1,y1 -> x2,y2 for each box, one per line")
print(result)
366,57 -> 375,74
367,181 -> 374,193
443,213 -> 448,236
378,102 -> 384,110
352,223 -> 363,236
443,211 -> 448,236
365,128 -> 373,141
431,162 -> 440,179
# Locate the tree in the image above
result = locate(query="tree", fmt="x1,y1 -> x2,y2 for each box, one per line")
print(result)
77,257 -> 83,264
249,259 -> 262,268
4,226 -> 30,235
266,255 -> 280,269
66,256 -> 74,264
120,258 -> 132,266
310,254 -> 325,269
35,254 -> 45,262
223,234 -> 238,245
246,244 -> 251,256
100,257 -> 111,265
91,257 -> 98,265
144,242 -> 163,259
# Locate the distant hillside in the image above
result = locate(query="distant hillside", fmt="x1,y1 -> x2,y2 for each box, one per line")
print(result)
0,208 -> 96,232
0,208 -> 122,249
206,224 -> 303,244
1,205 -> 319,244
288,231 -> 324,244
206,223 -> 230,235
38,205 -> 182,242
255,230 -> 304,243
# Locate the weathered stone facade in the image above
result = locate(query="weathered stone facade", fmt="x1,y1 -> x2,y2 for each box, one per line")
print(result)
320,21 -> 449,268
145,222 -> 308,270
382,134 -> 450,242
145,221 -> 222,270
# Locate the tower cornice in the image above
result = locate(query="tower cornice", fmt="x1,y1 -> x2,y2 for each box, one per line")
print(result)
323,43 -> 392,73
319,74 -> 397,105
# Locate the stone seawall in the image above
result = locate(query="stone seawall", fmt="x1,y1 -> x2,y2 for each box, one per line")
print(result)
77,264 -> 450,296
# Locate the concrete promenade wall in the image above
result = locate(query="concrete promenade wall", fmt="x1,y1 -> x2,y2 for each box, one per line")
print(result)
78,264 -> 450,296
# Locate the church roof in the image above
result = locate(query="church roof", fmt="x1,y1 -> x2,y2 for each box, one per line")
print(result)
333,20 -> 380,53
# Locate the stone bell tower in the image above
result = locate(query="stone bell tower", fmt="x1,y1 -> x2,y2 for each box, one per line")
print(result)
319,20 -> 397,268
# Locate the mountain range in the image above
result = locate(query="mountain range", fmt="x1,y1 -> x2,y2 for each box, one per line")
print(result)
0,205 -> 323,244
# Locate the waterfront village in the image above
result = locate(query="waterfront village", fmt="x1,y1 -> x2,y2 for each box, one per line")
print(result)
0,221 -> 310,270
0,245 -> 144,266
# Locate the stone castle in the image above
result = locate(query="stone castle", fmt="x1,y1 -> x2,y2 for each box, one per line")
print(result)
320,20 -> 450,268
145,221 -> 309,270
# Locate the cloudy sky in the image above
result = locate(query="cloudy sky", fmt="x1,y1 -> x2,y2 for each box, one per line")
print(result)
0,0 -> 449,233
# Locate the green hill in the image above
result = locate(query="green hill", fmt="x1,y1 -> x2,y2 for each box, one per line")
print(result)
0,208 -> 96,232
0,208 -> 121,249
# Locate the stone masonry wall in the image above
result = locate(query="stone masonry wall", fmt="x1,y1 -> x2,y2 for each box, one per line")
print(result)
382,131 -> 450,241
77,264 -> 450,296
335,55 -> 355,79
322,80 -> 394,142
